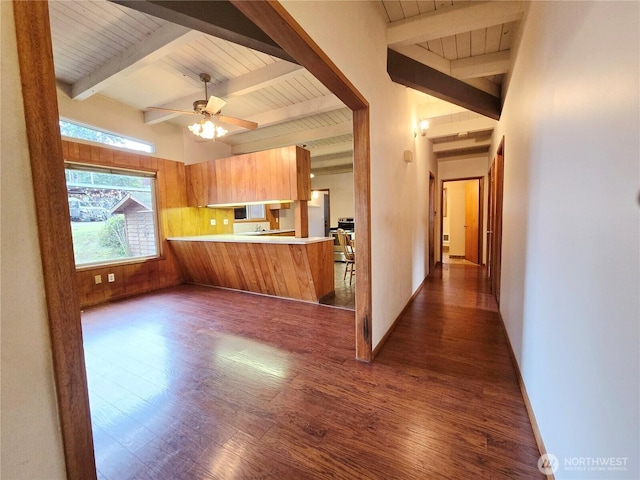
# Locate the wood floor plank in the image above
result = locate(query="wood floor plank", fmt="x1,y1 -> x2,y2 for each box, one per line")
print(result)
82,264 -> 544,479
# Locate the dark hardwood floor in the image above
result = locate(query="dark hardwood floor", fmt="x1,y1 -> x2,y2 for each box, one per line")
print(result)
82,264 -> 543,479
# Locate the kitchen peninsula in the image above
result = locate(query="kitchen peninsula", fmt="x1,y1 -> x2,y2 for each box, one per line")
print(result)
168,234 -> 334,302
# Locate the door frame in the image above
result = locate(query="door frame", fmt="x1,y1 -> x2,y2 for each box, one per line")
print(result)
13,2 -> 373,479
428,171 -> 436,273
488,137 -> 505,302
314,188 -> 331,237
439,176 -> 484,265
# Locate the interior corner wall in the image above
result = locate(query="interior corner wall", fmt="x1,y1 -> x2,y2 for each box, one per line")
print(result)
56,86 -> 186,163
282,1 -> 434,348
488,2 -> 639,478
311,171 -> 355,226
1,2 -> 67,477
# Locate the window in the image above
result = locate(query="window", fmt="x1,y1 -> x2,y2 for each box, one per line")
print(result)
59,119 -> 154,153
65,164 -> 160,267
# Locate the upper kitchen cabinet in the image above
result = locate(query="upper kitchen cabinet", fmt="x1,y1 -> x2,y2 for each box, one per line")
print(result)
186,146 -> 311,207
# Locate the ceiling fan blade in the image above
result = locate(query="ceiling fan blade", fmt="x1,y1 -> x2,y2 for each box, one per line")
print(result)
146,106 -> 198,115
216,114 -> 258,130
204,96 -> 227,115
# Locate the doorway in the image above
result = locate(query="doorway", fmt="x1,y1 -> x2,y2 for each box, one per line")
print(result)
441,177 -> 483,265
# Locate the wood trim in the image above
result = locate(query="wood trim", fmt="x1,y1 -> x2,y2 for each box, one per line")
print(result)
12,2 -> 97,479
496,311 -> 554,480
441,175 -> 485,265
372,276 -> 428,358
353,108 -> 372,361
230,1 -> 368,111
428,171 -> 436,275
387,48 -> 501,120
230,0 -> 372,362
294,200 -> 309,238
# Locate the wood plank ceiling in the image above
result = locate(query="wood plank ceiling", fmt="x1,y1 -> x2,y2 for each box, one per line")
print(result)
49,0 -> 509,171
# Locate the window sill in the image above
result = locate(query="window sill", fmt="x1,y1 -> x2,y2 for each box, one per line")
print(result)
75,255 -> 163,272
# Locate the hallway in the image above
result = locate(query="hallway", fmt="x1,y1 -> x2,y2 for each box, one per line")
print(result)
82,264 -> 543,479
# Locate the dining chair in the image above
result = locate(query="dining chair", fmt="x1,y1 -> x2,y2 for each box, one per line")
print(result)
336,228 -> 355,285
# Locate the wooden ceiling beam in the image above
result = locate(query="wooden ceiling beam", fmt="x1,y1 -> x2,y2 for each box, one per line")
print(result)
391,44 -> 501,97
387,49 -> 501,120
450,51 -> 511,79
230,121 -> 352,155
309,141 -> 353,157
223,95 -> 345,136
312,156 -> 353,169
387,1 -> 525,47
112,0 -> 296,63
71,24 -> 201,100
432,136 -> 492,153
426,117 -> 497,139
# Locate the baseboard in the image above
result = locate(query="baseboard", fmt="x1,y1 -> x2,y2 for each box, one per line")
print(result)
372,276 -> 428,359
497,311 -> 555,480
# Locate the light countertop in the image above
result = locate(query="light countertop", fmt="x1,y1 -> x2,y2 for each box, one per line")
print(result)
167,234 -> 332,245
235,229 -> 295,236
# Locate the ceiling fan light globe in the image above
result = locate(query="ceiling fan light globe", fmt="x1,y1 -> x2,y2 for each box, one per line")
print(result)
188,123 -> 201,135
201,120 -> 216,139
216,126 -> 227,138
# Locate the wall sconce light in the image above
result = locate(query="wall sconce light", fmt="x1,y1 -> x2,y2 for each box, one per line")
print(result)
419,119 -> 429,136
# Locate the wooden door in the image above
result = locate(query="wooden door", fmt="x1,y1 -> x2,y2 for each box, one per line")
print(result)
428,172 -> 436,273
464,180 -> 480,264
489,139 -> 505,303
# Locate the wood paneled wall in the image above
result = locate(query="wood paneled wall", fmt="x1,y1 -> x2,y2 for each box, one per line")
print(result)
62,140 -> 232,307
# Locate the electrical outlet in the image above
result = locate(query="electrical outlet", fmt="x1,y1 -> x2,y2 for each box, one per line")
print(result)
94,275 -> 102,285
210,219 -> 216,226
107,273 -> 115,283
223,218 -> 229,225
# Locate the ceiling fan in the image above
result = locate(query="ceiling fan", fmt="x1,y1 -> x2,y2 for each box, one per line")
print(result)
147,73 -> 258,140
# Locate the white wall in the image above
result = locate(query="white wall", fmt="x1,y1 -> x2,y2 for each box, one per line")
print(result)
312,172 -> 355,226
57,86 -> 187,162
283,1 -> 437,348
1,2 -> 67,477
489,2 -> 639,478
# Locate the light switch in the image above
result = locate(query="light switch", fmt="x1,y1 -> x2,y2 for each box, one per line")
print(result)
94,275 -> 102,284
210,219 -> 216,226
223,218 -> 229,225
